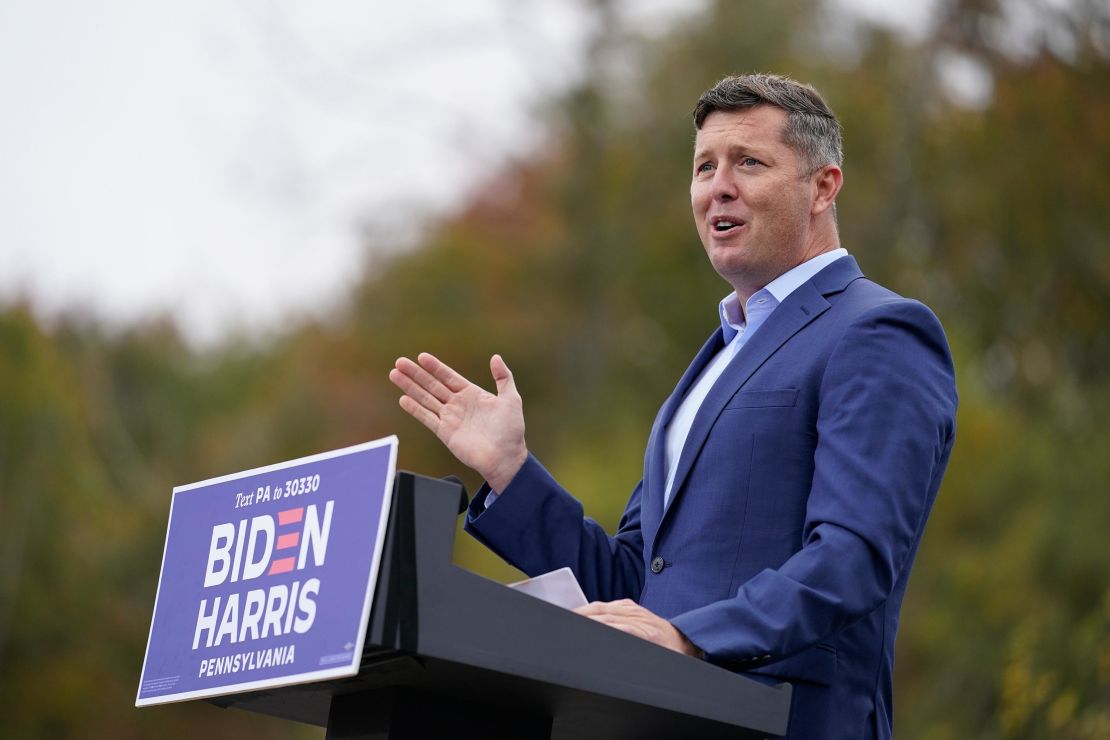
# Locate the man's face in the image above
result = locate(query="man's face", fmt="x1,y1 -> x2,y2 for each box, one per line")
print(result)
691,105 -> 820,300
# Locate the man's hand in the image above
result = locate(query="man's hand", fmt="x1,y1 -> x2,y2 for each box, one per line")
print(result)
574,599 -> 704,658
389,352 -> 527,492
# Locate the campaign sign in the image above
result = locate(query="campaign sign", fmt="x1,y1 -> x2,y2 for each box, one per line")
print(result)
136,436 -> 397,706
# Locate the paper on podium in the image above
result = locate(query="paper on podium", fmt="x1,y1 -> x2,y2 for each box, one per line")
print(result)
507,567 -> 588,610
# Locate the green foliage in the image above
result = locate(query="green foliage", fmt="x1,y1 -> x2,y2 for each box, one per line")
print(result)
1,0 -> 1107,736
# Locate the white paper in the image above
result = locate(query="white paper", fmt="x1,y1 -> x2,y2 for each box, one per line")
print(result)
507,566 -> 588,610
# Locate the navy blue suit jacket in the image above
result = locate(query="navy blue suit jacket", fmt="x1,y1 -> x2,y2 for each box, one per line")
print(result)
466,256 -> 957,739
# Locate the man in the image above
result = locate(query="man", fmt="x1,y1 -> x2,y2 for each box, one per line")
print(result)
389,74 -> 957,739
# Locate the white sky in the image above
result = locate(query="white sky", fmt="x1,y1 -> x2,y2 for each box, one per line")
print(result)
0,0 -> 934,345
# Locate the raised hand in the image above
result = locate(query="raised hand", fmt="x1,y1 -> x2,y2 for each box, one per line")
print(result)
388,352 -> 527,492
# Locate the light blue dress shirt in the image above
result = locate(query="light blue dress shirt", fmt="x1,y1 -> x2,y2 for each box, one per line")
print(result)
661,249 -> 848,507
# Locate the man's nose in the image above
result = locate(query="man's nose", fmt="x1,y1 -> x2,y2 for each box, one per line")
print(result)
711,169 -> 738,201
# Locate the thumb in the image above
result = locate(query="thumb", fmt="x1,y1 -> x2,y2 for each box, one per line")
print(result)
489,354 -> 517,396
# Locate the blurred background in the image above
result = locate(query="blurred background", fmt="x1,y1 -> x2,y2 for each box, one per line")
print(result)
1,0 -> 1107,737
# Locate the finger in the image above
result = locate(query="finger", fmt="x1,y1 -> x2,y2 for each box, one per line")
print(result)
574,601 -> 609,616
576,599 -> 642,618
418,352 -> 471,394
490,354 -> 517,396
388,368 -> 445,414
608,601 -> 654,622
584,612 -> 626,628
398,395 -> 441,433
395,356 -> 453,403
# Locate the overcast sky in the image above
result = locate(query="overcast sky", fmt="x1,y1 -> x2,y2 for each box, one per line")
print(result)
0,0 -> 935,345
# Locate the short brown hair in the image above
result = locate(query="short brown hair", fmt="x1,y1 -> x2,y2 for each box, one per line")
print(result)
693,74 -> 842,173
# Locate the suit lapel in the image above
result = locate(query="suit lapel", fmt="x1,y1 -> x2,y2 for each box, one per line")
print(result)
642,329 -> 724,544
658,256 -> 864,527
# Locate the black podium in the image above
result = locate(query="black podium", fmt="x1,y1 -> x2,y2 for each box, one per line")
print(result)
208,472 -> 792,738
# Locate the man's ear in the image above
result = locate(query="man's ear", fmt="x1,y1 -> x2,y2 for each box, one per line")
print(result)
811,164 -> 843,216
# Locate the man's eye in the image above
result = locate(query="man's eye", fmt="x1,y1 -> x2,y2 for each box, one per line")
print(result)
741,157 -> 761,167
696,162 -> 714,174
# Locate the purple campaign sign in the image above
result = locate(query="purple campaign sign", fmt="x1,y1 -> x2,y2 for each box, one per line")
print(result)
136,436 -> 397,706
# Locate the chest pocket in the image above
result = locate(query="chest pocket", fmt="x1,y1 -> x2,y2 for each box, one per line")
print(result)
723,388 -> 798,409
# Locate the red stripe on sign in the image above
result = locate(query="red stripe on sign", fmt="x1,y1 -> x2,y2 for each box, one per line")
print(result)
276,532 -> 300,550
268,557 -> 295,575
278,507 -> 304,525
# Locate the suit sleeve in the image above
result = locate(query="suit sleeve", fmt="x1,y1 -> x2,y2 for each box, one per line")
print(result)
670,299 -> 957,666
464,454 -> 646,603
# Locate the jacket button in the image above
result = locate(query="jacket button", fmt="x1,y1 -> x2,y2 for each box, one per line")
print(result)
650,557 -> 666,574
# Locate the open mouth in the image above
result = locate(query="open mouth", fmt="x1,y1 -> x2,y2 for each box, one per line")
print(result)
711,217 -> 745,234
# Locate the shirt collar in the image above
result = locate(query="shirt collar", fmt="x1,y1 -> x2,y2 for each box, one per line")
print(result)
717,248 -> 849,341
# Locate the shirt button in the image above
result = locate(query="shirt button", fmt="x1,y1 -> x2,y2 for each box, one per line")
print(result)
650,557 -> 666,574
